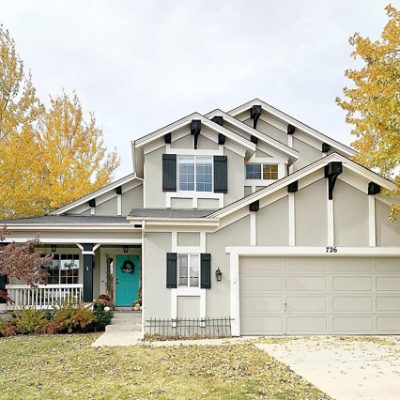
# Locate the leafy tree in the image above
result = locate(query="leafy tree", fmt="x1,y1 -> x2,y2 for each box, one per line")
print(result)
0,25 -> 120,218
0,227 -> 52,286
336,5 -> 400,218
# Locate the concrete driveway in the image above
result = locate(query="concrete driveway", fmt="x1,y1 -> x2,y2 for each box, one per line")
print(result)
256,336 -> 400,400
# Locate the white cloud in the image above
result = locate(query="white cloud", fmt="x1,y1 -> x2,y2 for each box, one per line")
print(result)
0,0 -> 390,177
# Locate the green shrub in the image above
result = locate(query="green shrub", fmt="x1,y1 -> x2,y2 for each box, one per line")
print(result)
53,302 -> 94,333
13,308 -> 47,334
90,308 -> 113,331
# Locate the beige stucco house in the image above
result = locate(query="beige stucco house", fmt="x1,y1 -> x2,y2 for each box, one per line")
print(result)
2,98 -> 400,336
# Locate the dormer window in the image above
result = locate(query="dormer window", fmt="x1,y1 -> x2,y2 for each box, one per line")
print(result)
246,163 -> 279,180
178,156 -> 213,192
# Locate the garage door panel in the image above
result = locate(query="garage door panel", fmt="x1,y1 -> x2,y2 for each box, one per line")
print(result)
333,276 -> 372,291
241,276 -> 282,291
241,316 -> 283,334
376,297 -> 400,311
287,297 -> 327,312
376,277 -> 400,291
376,317 -> 400,332
286,316 -> 327,333
286,276 -> 326,291
333,316 -> 373,332
333,297 -> 373,312
241,293 -> 282,311
375,258 -> 400,272
286,258 -> 326,272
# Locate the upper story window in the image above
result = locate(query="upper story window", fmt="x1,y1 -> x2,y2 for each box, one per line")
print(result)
178,156 -> 212,192
246,163 -> 278,180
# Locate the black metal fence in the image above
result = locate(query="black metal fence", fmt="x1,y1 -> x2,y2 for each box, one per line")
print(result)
146,317 -> 232,339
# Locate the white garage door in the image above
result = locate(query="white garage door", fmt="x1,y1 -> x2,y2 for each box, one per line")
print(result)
240,256 -> 400,335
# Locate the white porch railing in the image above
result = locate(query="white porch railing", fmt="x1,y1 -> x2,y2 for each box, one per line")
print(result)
5,284 -> 83,309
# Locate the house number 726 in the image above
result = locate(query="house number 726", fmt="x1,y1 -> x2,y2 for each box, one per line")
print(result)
326,246 -> 337,253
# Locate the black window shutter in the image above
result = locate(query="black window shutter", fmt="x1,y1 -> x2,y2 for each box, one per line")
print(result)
162,154 -> 177,192
166,253 -> 177,288
214,155 -> 227,193
200,253 -> 211,289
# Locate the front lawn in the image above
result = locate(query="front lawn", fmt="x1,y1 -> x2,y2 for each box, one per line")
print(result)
0,334 -> 330,399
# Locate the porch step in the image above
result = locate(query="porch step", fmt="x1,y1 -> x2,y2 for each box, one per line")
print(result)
105,323 -> 142,333
105,311 -> 142,333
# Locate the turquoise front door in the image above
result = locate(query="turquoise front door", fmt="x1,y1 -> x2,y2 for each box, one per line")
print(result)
115,255 -> 140,306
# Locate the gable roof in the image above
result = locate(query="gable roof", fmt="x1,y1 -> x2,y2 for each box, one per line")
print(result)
228,98 -> 356,157
208,152 -> 398,219
50,173 -> 142,215
205,108 -> 299,161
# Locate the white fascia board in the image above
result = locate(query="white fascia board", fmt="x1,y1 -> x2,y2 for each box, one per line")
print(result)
227,98 -> 356,157
225,246 -> 400,257
209,152 -> 399,219
206,109 -> 299,160
127,216 -> 219,228
6,236 -> 142,245
4,224 -> 139,232
134,112 -> 256,153
50,173 -> 142,215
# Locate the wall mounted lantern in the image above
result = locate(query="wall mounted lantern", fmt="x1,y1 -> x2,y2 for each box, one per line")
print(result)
51,244 -> 57,253
215,267 -> 223,282
122,245 -> 129,254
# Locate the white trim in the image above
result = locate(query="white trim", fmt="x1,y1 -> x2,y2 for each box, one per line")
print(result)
171,287 -> 206,320
166,147 -> 223,156
288,192 -> 295,246
287,134 -> 293,148
6,237 -> 142,245
166,192 -> 223,209
90,207 -> 95,215
227,98 -> 356,157
117,194 -> 122,216
250,212 -> 256,246
226,246 -> 400,256
205,108 -> 299,159
141,221 -> 146,339
327,180 -> 334,247
229,252 -> 240,336
200,232 -> 206,253
369,196 -> 376,247
50,173 -> 141,215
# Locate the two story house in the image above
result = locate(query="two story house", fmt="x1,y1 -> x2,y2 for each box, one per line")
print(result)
2,98 -> 400,336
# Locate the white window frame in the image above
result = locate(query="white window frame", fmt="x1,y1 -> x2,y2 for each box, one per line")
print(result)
177,253 -> 200,288
46,254 -> 80,285
177,156 -> 213,193
245,162 -> 279,180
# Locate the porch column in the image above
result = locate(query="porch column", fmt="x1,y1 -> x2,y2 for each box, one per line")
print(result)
81,243 -> 94,302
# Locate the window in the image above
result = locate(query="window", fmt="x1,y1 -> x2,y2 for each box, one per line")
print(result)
45,254 -> 79,284
246,163 -> 279,180
178,156 -> 212,192
178,254 -> 200,288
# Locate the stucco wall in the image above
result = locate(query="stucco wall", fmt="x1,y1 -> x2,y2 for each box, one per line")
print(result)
224,147 -> 245,206
257,196 -> 289,246
122,185 -> 143,215
143,232 -> 172,319
376,200 -> 400,246
292,137 -> 322,171
334,180 -> 369,247
144,146 -> 166,208
295,178 -> 327,246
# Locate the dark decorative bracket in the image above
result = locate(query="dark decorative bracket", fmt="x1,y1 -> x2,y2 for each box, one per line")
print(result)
250,105 -> 262,129
249,200 -> 259,212
212,116 -> 224,126
324,162 -> 342,200
250,135 -> 258,145
322,142 -> 331,153
190,119 -> 201,149
115,186 -> 122,195
164,133 -> 171,144
287,181 -> 298,193
218,133 -> 226,145
287,124 -> 296,135
368,182 -> 381,195
88,198 -> 96,208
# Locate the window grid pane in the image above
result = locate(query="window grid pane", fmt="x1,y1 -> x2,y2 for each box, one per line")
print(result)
178,156 -> 212,192
178,158 -> 195,191
262,164 -> 279,180
246,164 -> 261,179
195,157 -> 212,192
178,255 -> 188,287
189,255 -> 200,288
46,254 -> 80,285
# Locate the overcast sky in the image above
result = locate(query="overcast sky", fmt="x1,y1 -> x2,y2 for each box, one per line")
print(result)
1,0 -> 394,178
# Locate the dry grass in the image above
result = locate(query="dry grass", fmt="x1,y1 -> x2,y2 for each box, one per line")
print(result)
0,334 -> 331,400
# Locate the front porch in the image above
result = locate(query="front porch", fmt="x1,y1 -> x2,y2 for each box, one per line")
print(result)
2,243 -> 142,310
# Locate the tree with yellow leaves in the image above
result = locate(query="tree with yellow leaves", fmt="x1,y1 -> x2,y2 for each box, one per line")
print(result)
0,25 -> 119,219
337,4 -> 400,218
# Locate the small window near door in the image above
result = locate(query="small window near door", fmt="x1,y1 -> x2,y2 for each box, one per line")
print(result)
178,254 -> 200,288
45,254 -> 79,284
